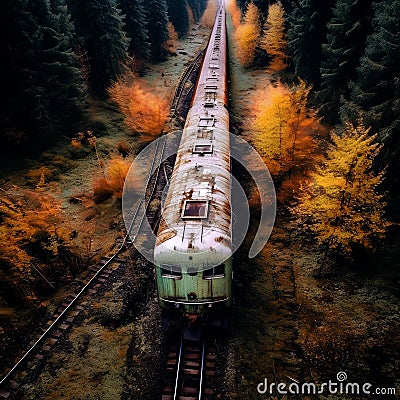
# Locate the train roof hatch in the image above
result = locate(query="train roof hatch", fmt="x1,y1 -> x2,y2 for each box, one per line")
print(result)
193,143 -> 213,154
182,200 -> 209,219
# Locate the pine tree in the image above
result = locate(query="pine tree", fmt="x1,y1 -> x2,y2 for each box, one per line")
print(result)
342,0 -> 400,146
167,0 -> 190,38
237,0 -> 249,12
292,122 -> 390,255
187,0 -> 200,21
234,2 -> 260,66
287,0 -> 334,85
199,0 -> 208,17
0,0 -> 86,141
67,0 -> 129,94
187,0 -> 206,21
317,0 -> 372,123
261,1 -> 288,74
0,0 -> 25,140
118,0 -> 151,59
143,0 -> 170,60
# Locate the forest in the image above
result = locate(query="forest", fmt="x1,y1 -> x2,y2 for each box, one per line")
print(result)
0,0 -> 398,314
229,0 -> 399,256
0,0 -> 209,146
0,0 -> 399,397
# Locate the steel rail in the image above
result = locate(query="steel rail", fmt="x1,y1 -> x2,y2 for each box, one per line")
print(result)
171,51 -> 204,117
0,137 -> 166,389
173,334 -> 184,400
129,137 -> 166,243
198,340 -> 206,400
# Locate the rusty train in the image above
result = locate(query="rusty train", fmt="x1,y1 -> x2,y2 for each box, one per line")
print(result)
154,1 -> 232,320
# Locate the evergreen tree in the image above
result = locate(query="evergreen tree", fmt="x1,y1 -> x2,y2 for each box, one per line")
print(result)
0,0 -> 86,142
143,0 -> 170,60
167,0 -> 189,38
292,122 -> 390,256
198,0 -> 208,16
317,0 -> 372,123
67,0 -> 129,94
287,0 -> 334,85
187,0 -> 205,21
187,0 -> 207,20
237,0 -> 249,12
187,0 -> 200,21
342,0 -> 400,146
118,0 -> 150,59
0,0 -> 21,140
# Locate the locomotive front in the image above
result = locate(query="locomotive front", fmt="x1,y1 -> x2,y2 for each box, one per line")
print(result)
154,3 -> 231,316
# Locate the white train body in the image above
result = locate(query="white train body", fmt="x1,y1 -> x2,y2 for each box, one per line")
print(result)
154,2 -> 232,315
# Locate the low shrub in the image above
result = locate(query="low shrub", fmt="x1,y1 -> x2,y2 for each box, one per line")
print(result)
92,178 -> 114,204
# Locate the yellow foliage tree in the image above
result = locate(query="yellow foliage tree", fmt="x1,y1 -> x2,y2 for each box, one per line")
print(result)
261,1 -> 288,73
108,77 -> 170,136
106,157 -> 131,199
28,166 -> 52,188
201,0 -> 217,27
292,122 -> 391,255
0,188 -> 69,284
226,0 -> 241,29
251,80 -> 316,175
92,157 -> 132,203
234,3 -> 260,66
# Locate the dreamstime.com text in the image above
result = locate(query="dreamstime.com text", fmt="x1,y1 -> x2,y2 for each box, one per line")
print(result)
257,372 -> 397,396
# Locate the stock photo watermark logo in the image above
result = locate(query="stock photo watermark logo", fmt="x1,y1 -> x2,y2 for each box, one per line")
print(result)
257,372 -> 397,396
122,129 -> 276,267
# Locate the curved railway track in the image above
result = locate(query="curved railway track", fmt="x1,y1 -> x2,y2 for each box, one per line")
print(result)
0,139 -> 169,399
0,42 -> 212,399
170,51 -> 204,124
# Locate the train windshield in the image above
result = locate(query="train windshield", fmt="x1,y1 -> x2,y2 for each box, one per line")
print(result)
203,264 -> 225,279
161,265 -> 182,279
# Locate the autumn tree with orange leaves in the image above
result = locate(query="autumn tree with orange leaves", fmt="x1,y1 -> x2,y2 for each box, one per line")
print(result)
292,122 -> 391,257
92,157 -> 132,203
226,0 -> 241,29
234,3 -> 260,66
201,0 -> 217,27
261,1 -> 288,73
251,80 -> 317,175
0,188 -> 73,303
163,22 -> 179,55
108,77 -> 170,136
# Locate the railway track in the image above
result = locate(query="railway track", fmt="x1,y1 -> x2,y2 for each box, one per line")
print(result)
170,50 -> 204,124
162,327 -> 216,400
0,11 -> 229,400
0,138 -> 171,400
0,256 -> 130,399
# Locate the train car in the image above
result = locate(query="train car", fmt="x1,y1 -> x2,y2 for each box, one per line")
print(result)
154,1 -> 232,318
